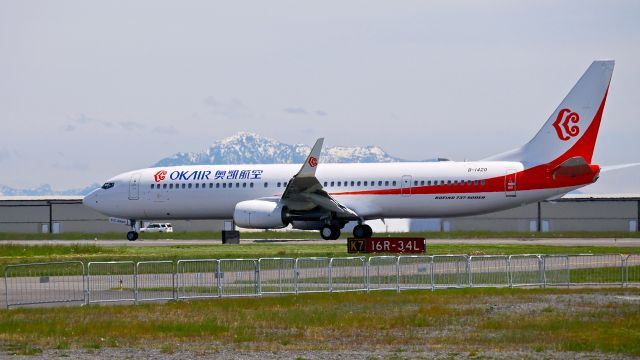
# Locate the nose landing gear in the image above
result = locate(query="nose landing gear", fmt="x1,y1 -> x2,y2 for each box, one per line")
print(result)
126,220 -> 139,241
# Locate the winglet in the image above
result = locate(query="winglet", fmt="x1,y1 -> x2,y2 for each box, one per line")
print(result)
297,138 -> 324,177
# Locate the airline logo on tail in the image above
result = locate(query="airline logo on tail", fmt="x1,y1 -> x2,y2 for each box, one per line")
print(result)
553,108 -> 580,141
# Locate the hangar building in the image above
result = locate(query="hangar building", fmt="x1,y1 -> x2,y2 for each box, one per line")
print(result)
0,194 -> 638,234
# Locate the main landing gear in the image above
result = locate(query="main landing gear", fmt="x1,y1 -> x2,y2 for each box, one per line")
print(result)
353,224 -> 373,238
127,220 -> 139,241
320,224 -> 341,240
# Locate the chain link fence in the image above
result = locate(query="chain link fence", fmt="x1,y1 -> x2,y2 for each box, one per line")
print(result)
4,253 -> 640,308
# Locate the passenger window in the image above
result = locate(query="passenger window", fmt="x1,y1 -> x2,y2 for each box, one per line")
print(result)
150,184 -> 155,189
216,183 -> 220,188
337,181 -> 341,186
453,180 -> 457,185
250,183 -> 254,188
378,181 -> 382,186
188,183 -> 192,189
169,184 -> 174,189
243,183 -> 246,188
364,181 -> 368,186
264,182 -> 268,188
385,181 -> 389,186
223,183 -> 227,188
357,181 -> 361,186
414,180 -> 418,186
331,181 -> 335,187
392,181 -> 396,186
236,183 -> 239,188
421,180 -> 425,186
277,182 -> 281,187
481,180 -> 486,186
195,183 -> 199,189
283,182 -> 287,187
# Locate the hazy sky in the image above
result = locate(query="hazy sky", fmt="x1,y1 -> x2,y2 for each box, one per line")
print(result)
1,0 -> 639,192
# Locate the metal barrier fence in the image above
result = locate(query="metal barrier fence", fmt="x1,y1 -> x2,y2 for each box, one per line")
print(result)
296,257 -> 331,294
87,261 -> 136,304
330,257 -> 366,292
4,253 -> 640,308
176,259 -> 219,299
509,255 -> 543,287
136,261 -> 175,302
367,256 -> 398,291
4,261 -> 85,308
258,258 -> 296,294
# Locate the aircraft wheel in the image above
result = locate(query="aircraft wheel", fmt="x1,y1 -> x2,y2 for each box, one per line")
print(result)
353,224 -> 367,238
329,225 -> 341,240
320,225 -> 333,240
127,231 -> 139,241
363,224 -> 373,238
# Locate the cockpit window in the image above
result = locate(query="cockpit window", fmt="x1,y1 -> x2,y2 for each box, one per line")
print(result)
101,182 -> 115,190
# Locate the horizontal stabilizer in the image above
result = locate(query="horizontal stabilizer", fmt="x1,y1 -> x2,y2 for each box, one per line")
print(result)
552,156 -> 593,179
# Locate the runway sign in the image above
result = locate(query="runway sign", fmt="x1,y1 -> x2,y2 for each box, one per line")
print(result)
347,238 -> 426,254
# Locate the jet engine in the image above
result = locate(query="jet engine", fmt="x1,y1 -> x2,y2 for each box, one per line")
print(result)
233,200 -> 288,229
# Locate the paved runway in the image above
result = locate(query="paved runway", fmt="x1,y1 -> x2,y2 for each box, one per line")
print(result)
2,237 -> 639,247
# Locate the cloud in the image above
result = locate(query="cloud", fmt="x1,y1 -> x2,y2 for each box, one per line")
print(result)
0,148 -> 19,162
284,107 -> 328,117
52,161 -> 90,172
203,96 -> 252,119
152,126 -> 179,135
118,121 -> 145,130
63,114 -> 146,132
284,107 -> 308,115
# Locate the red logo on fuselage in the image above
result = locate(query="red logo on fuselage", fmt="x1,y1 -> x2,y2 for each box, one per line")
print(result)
552,108 -> 580,141
154,170 -> 167,182
308,156 -> 318,167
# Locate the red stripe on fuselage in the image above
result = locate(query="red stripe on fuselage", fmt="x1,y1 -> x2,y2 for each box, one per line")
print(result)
330,88 -> 608,197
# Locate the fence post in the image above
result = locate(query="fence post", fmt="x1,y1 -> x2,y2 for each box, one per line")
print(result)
216,260 -> 221,298
134,262 -> 139,305
430,256 -> 435,291
508,255 -> 513,288
294,258 -> 299,295
4,267 -> 8,309
331,257 -> 336,292
467,256 -> 473,287
256,259 -> 262,296
396,256 -> 400,293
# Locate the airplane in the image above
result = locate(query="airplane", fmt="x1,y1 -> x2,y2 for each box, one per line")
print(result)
84,60 -> 615,241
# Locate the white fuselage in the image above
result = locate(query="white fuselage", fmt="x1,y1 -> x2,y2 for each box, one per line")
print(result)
83,161 -> 581,221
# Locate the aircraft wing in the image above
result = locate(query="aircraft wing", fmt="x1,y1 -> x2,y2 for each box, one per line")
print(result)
280,138 -> 359,218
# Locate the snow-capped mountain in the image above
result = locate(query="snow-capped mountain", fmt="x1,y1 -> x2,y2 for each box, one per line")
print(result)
0,183 -> 100,197
154,132 -> 405,167
2,132 -> 411,196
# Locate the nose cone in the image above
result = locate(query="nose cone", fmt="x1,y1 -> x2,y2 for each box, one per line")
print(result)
83,189 -> 100,210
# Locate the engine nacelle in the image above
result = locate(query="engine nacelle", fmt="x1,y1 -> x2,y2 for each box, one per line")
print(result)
233,200 -> 287,229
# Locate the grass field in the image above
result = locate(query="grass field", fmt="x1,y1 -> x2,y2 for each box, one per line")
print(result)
1,288 -> 639,357
1,242 -> 639,269
2,230 -> 640,241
